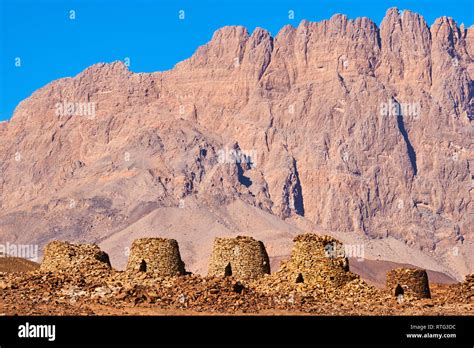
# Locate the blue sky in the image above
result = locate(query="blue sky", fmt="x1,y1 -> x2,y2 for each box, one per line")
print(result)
1,0 -> 473,121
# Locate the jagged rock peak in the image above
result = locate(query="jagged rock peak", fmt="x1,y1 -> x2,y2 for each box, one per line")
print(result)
78,61 -> 130,78
211,25 -> 250,41
250,27 -> 272,41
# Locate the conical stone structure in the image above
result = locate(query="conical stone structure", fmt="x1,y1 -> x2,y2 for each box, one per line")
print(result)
386,268 -> 431,299
126,238 -> 186,276
275,234 -> 358,287
208,236 -> 270,280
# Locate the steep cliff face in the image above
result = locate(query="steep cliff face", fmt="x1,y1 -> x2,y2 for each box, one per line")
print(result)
0,8 -> 472,278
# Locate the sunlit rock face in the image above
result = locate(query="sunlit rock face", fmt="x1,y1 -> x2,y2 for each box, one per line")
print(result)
0,8 -> 472,280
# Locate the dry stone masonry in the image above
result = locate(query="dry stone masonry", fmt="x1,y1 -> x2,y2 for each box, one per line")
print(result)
274,234 -> 358,287
208,236 -> 270,280
40,241 -> 111,273
126,238 -> 186,276
386,268 -> 431,299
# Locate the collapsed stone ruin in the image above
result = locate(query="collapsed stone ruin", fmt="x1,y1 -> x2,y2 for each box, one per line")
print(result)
274,234 -> 358,287
208,236 -> 270,280
386,268 -> 431,299
126,238 -> 186,276
40,240 -> 111,273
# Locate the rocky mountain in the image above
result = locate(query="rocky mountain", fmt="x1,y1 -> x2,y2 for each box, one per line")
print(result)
0,8 -> 472,280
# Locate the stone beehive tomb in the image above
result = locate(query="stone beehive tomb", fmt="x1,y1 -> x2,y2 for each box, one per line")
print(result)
126,238 -> 186,276
40,240 -> 111,273
208,236 -> 270,280
276,234 -> 357,287
386,268 -> 431,299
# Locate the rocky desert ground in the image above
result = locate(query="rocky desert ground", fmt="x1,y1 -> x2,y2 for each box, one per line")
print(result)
1,270 -> 472,316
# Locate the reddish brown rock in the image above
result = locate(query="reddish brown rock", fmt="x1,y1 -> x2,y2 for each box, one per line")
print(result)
0,8 -> 471,281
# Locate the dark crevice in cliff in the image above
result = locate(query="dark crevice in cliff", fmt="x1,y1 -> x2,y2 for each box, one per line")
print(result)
292,158 -> 305,216
257,37 -> 274,81
397,114 -> 418,176
237,162 -> 252,188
